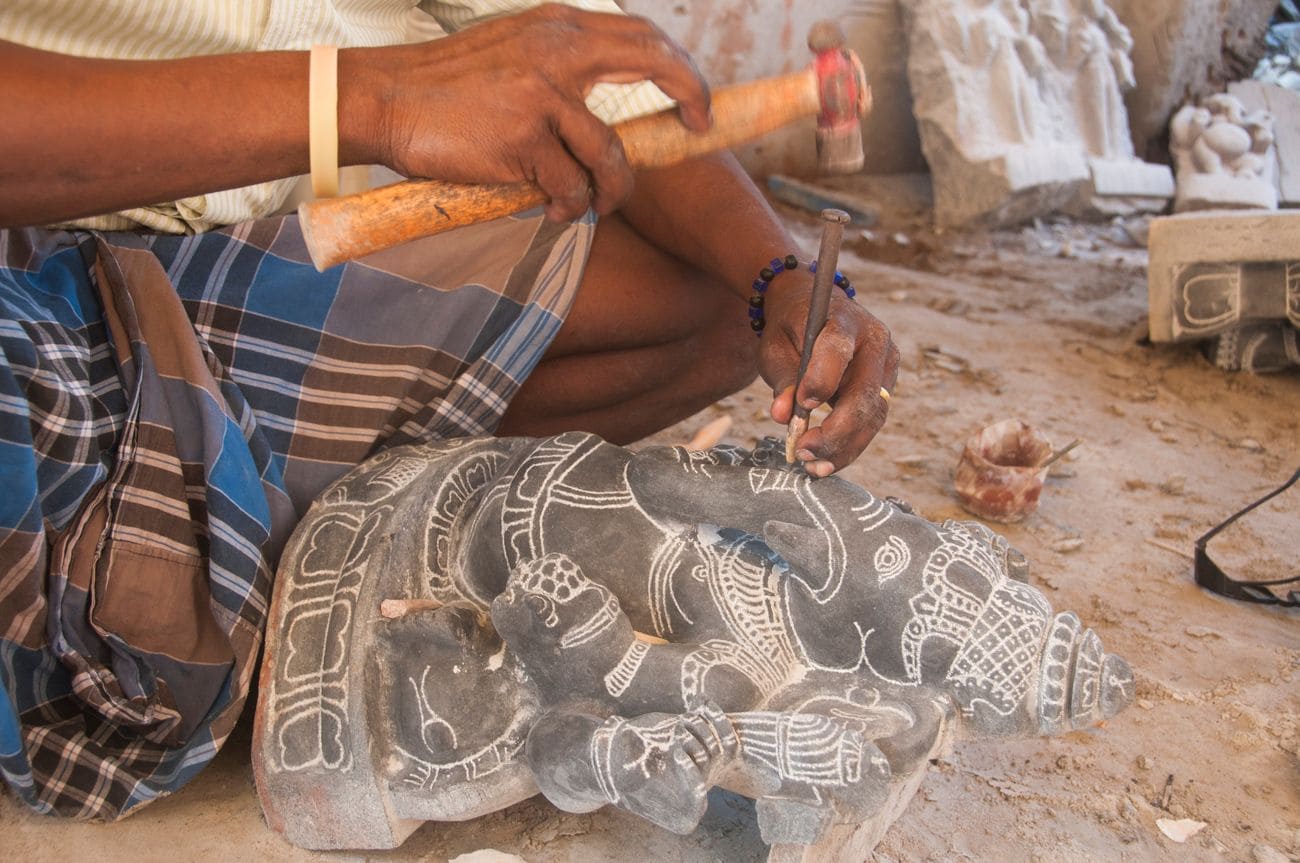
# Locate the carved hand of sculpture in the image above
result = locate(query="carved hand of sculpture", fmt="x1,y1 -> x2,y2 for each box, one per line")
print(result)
523,705 -> 736,834
491,551 -> 896,841
1109,47 -> 1136,90
490,553 -> 638,699
1014,33 -> 1049,77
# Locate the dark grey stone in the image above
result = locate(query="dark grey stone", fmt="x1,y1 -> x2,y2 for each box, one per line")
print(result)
253,433 -> 1134,852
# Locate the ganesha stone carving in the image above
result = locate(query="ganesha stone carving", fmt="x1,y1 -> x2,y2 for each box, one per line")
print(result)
1170,93 -> 1278,212
252,433 -> 1133,854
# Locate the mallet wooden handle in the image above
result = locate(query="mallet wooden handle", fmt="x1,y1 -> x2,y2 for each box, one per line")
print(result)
299,67 -> 823,270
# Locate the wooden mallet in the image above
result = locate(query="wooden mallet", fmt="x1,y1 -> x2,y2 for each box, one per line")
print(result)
299,20 -> 870,271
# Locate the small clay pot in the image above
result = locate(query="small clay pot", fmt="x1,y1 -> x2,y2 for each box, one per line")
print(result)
954,419 -> 1053,523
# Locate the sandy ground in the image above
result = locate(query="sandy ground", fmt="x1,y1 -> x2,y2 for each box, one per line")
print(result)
4,176 -> 1298,862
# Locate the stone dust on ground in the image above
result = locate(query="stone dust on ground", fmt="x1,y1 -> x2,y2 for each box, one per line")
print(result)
4,175 -> 1298,862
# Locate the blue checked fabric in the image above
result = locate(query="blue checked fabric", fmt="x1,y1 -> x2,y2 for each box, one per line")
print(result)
0,210 -> 591,819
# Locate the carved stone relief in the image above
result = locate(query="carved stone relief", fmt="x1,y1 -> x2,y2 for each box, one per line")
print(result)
253,433 -> 1134,855
901,0 -> 1173,227
1147,210 -> 1300,373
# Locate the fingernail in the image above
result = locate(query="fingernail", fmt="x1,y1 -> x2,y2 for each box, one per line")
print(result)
796,449 -> 816,462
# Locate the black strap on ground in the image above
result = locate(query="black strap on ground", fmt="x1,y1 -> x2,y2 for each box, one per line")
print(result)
1194,466 -> 1300,608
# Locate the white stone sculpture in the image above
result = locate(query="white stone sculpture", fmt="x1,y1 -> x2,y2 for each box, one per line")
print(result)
1066,0 -> 1137,158
940,0 -> 1046,149
902,0 -> 1173,226
1169,93 -> 1279,212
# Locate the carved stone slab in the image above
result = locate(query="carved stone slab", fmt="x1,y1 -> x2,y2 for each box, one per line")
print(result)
1147,209 -> 1300,370
901,0 -> 1170,227
1148,209 -> 1300,344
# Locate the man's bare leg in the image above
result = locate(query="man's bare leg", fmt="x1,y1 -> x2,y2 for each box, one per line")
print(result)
497,210 -> 759,443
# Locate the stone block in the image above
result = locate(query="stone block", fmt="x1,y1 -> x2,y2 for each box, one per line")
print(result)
1174,172 -> 1278,213
1090,158 -> 1175,198
924,140 -> 1091,229
1071,158 -> 1175,218
1147,209 -> 1300,343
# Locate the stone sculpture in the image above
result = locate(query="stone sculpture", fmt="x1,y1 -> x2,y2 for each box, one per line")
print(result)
1065,0 -> 1137,157
252,433 -> 1134,855
938,0 -> 1046,149
1148,210 -> 1300,373
1169,93 -> 1279,212
1229,80 -> 1300,209
902,0 -> 1172,227
1152,92 -> 1297,372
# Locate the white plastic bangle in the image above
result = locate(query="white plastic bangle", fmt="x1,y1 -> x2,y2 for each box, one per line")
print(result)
309,45 -> 339,199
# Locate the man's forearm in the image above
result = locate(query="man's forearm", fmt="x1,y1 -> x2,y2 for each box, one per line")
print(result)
0,41 -> 388,228
616,152 -> 804,302
618,150 -> 900,476
1,6 -> 714,231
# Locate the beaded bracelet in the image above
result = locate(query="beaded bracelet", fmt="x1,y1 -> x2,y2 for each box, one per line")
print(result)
748,255 -> 856,334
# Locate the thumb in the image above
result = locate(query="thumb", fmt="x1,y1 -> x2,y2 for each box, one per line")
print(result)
769,383 -> 797,425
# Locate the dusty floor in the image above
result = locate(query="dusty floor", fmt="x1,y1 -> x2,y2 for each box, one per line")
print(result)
4,176 -> 1298,862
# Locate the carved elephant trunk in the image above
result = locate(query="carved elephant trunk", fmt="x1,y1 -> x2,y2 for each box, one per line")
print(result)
1034,612 -> 1133,734
944,593 -> 1134,738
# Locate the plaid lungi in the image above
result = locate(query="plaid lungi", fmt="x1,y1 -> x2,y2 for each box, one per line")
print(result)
0,210 -> 593,819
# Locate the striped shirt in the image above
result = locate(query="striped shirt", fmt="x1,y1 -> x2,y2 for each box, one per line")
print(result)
0,0 -> 673,233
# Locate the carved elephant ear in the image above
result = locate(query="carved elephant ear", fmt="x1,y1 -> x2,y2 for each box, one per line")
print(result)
942,518 -> 1031,583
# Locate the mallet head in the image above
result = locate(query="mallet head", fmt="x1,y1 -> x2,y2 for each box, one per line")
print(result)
808,20 -> 870,175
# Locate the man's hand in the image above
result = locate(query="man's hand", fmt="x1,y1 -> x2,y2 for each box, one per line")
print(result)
763,284 -> 900,478
609,152 -> 899,475
363,5 -> 713,222
0,5 -> 710,229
